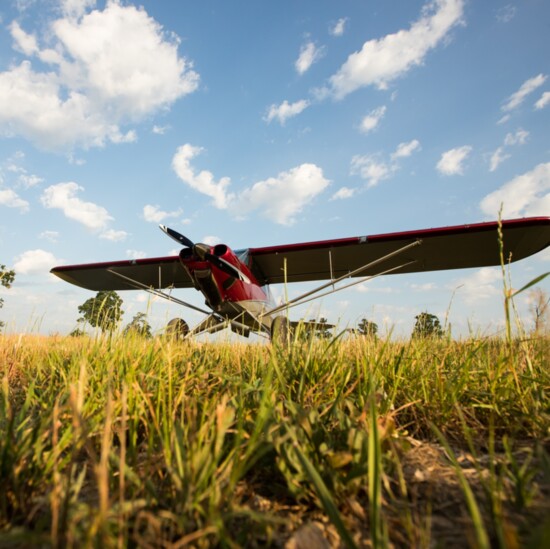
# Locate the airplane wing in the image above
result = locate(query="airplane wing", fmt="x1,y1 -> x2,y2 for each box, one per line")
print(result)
51,256 -> 193,291
248,217 -> 550,285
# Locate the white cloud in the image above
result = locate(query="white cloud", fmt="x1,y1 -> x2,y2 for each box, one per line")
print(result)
172,144 -> 232,209
436,145 -> 472,175
143,204 -> 183,223
126,249 -> 146,259
295,41 -> 324,75
451,268 -> 501,304
10,21 -> 38,55
202,235 -> 221,246
359,106 -> 386,134
351,155 -> 392,187
330,18 -> 348,37
489,147 -> 510,172
18,173 -> 43,188
535,91 -> 550,110
100,229 -> 128,242
0,2 -> 199,151
480,162 -> 550,218
489,129 -> 529,172
13,249 -> 61,274
41,181 -> 112,231
329,0 -> 464,98
502,74 -> 547,112
39,230 -> 59,242
152,124 -> 170,135
351,140 -> 419,188
391,139 -> 421,159
265,99 -> 310,125
60,0 -> 96,19
504,129 -> 529,146
236,163 -> 329,225
496,5 -> 516,23
172,144 -> 328,225
0,188 -> 30,212
331,186 -> 356,200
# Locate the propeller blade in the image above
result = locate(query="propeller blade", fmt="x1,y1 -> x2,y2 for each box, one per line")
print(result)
159,225 -> 250,283
205,253 -> 251,284
159,225 -> 195,249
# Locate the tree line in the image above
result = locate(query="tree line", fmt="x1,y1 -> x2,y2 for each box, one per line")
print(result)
1,267 -> 549,338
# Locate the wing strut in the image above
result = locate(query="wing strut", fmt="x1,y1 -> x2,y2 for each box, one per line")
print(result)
261,239 -> 422,317
106,269 -> 212,316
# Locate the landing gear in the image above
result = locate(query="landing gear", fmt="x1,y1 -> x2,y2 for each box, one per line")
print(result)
165,318 -> 190,340
270,315 -> 290,347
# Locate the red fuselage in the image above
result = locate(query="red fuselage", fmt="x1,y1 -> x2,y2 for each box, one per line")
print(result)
178,244 -> 272,324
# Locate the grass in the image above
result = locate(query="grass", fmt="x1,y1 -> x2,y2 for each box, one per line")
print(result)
0,326 -> 549,548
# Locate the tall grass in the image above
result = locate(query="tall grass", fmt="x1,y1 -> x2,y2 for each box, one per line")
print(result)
1,326 -> 549,547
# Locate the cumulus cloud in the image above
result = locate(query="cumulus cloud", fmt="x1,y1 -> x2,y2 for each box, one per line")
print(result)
359,106 -> 386,134
172,144 -> 329,225
143,204 -> 183,223
0,2 -> 199,151
330,18 -> 348,37
10,21 -> 38,55
480,162 -> 550,219
489,129 -> 528,172
236,164 -> 329,225
501,74 -> 547,112
39,230 -> 59,242
351,155 -> 393,187
13,249 -> 61,275
295,41 -> 324,74
535,91 -> 550,110
100,229 -> 128,242
352,140 -> 420,187
436,145 -> 472,175
391,139 -> 421,159
451,267 -> 501,304
331,186 -> 356,200
0,188 -> 30,212
126,249 -> 147,259
504,129 -> 529,146
264,99 -> 310,125
329,0 -> 464,98
489,147 -> 510,172
172,145 -> 232,209
41,182 -> 112,230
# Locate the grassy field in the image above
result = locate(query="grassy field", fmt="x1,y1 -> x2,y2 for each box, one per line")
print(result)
0,327 -> 549,548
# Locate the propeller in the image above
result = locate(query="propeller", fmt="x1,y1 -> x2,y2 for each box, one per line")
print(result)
160,225 -> 250,284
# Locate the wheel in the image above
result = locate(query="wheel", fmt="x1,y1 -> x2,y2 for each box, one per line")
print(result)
271,316 -> 290,347
165,318 -> 189,340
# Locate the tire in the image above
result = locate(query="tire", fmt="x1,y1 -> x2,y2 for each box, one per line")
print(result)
166,318 -> 190,340
271,316 -> 290,347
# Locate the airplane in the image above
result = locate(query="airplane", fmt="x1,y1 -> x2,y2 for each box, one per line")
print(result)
51,216 -> 550,342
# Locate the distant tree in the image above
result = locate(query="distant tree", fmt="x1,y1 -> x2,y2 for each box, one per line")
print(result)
69,324 -> 87,337
356,318 -> 378,338
0,264 -> 15,329
529,287 -> 550,335
296,317 -> 333,340
313,317 -> 332,339
77,291 -> 124,333
124,312 -> 152,338
412,312 -> 443,339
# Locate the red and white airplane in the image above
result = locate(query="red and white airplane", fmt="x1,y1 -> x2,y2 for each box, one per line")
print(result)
51,217 -> 550,340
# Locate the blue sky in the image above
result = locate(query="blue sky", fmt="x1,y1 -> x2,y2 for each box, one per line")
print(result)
0,0 -> 549,337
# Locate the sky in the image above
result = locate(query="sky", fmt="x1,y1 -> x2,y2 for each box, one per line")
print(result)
0,0 -> 549,338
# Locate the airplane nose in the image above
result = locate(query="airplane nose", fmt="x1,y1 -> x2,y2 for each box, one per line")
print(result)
193,243 -> 210,260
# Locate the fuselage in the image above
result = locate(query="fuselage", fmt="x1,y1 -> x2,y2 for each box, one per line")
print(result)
179,243 -> 274,329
